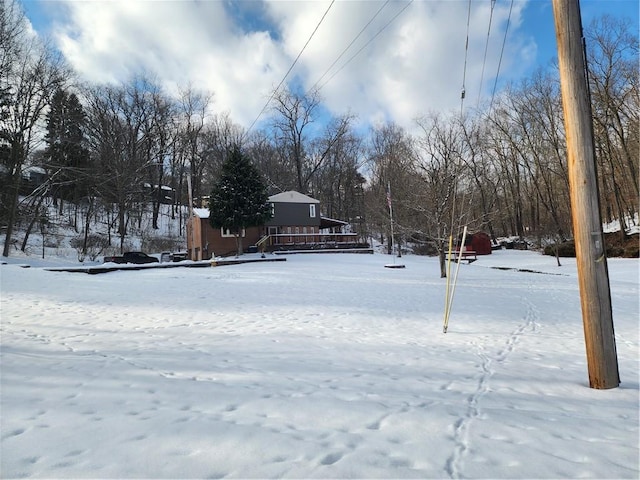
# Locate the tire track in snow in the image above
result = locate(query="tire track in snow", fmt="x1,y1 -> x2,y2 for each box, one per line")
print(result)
445,296 -> 540,478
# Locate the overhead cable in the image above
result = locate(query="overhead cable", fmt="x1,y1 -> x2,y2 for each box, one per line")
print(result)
245,0 -> 335,137
477,0 -> 497,108
489,0 -> 514,112
460,0 -> 472,116
316,0 -> 414,92
309,0 -> 391,93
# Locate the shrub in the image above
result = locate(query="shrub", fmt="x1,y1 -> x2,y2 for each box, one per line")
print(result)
624,243 -> 639,258
544,241 -> 576,257
141,236 -> 183,254
411,243 -> 438,256
605,246 -> 625,257
543,233 -> 639,258
71,234 -> 110,262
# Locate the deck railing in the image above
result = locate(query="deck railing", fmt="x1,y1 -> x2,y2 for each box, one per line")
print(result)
256,232 -> 364,251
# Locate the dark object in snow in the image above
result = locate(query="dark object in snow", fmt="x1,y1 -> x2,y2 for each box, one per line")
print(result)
103,252 -> 159,264
449,250 -> 477,263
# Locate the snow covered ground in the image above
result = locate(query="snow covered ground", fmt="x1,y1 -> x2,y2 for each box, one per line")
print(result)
1,250 -> 638,479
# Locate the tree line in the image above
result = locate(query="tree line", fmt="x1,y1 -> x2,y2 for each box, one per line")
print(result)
1,0 -> 637,266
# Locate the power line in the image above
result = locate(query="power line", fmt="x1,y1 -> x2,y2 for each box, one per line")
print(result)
245,0 -> 335,136
309,0 -> 391,93
489,0 -> 514,112
460,0 -> 472,116
316,0 -> 414,92
477,0 -> 497,108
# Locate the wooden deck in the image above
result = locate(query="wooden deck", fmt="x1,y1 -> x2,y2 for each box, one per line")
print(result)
257,232 -> 370,254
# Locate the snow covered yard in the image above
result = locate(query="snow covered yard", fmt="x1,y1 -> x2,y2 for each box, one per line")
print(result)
1,250 -> 638,479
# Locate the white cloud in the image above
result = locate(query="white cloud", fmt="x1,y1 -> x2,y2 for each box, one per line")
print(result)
46,0 -> 536,133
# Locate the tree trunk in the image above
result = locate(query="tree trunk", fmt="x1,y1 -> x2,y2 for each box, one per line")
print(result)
439,249 -> 447,278
235,233 -> 243,257
21,194 -> 46,252
21,205 -> 40,252
82,197 -> 94,256
2,172 -> 22,257
118,205 -> 127,253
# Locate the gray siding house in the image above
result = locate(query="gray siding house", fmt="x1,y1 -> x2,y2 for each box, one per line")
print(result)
265,191 -> 321,238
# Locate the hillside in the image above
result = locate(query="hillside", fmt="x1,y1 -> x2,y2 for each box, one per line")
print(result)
2,198 -> 188,263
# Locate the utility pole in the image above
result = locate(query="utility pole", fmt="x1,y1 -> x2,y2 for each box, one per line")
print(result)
552,0 -> 620,389
186,173 -> 197,261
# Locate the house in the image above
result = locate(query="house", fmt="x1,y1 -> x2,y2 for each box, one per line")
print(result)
20,166 -> 48,195
186,191 -> 366,259
143,183 -> 176,205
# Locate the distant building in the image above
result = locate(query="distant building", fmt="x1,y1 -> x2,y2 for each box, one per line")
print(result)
186,191 -> 367,259
463,231 -> 493,255
143,183 -> 176,205
20,166 -> 47,194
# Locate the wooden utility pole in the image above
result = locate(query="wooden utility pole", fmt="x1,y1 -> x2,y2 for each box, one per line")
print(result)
552,0 -> 620,389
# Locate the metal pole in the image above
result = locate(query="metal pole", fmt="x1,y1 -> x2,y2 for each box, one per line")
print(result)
186,173 -> 196,261
552,0 -> 619,389
443,226 -> 467,334
387,182 -> 395,260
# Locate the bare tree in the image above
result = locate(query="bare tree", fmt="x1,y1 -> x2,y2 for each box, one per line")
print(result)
246,130 -> 296,193
309,124 -> 364,224
413,113 -> 468,277
1,0 -> 70,256
586,15 -> 639,239
141,83 -> 176,230
199,112 -> 244,198
485,96 -> 529,239
83,77 -> 167,251
457,115 -> 500,241
269,87 -> 321,193
174,86 -> 212,208
364,122 -> 416,254
500,73 -> 571,242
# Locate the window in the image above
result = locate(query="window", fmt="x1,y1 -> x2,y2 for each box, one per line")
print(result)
221,228 -> 245,238
309,204 -> 316,217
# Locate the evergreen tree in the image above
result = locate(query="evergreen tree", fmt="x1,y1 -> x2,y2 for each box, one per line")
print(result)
44,89 -> 90,210
208,146 -> 271,256
0,86 -> 11,142
0,86 -> 11,203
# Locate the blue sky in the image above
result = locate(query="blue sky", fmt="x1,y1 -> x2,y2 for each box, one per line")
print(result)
19,0 -> 639,133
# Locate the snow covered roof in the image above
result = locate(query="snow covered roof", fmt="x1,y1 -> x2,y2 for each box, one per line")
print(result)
268,191 -> 319,204
193,208 -> 209,219
23,166 -> 46,175
143,183 -> 175,191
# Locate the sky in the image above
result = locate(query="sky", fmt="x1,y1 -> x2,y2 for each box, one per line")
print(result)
1,247 -> 638,478
18,0 -> 640,134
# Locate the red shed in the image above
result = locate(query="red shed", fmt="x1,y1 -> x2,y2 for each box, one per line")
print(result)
468,231 -> 492,255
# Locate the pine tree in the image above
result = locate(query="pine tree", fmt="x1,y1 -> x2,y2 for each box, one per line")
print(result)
44,89 -> 90,210
208,146 -> 272,256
